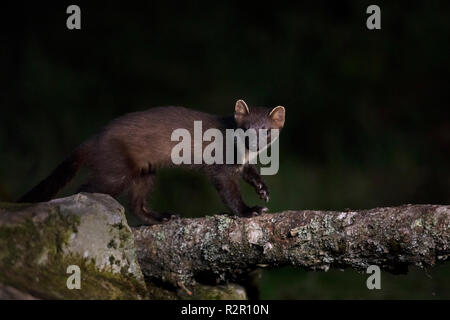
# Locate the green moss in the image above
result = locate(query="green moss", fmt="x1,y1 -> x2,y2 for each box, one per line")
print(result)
113,223 -> 131,247
215,215 -> 233,233
0,210 -> 148,299
107,239 -> 117,249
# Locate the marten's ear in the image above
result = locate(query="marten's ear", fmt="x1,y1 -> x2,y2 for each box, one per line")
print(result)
235,99 -> 250,116
269,106 -> 285,129
235,99 -> 250,124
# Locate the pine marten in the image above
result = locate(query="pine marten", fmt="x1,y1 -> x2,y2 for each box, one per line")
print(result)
18,99 -> 285,225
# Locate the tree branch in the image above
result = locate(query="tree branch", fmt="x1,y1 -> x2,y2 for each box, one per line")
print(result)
1,194 -> 448,299
133,205 -> 449,286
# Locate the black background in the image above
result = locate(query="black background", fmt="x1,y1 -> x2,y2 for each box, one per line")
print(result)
0,1 -> 449,298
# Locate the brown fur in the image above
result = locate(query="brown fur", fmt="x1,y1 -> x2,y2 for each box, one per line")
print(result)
18,100 -> 285,225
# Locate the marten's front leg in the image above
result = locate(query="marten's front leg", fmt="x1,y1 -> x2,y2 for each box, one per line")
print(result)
211,173 -> 267,217
242,164 -> 269,203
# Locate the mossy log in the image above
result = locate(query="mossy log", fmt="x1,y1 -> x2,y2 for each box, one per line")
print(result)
133,204 -> 450,290
1,193 -> 449,299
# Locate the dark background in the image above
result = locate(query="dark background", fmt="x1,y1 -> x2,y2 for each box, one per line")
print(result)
1,1 -> 449,299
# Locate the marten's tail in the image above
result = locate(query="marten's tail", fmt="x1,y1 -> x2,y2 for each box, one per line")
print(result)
18,144 -> 89,203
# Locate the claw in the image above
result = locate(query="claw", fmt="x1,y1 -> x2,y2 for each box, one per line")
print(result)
160,211 -> 180,222
257,187 -> 270,203
248,206 -> 268,216
255,183 -> 270,202
261,191 -> 270,202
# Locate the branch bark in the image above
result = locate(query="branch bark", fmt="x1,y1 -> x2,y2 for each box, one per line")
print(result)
1,194 -> 448,299
133,204 -> 450,287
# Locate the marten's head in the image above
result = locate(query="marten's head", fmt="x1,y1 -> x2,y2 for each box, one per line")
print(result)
233,99 -> 285,151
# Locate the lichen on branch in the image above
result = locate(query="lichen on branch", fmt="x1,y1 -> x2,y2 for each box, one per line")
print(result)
1,193 -> 448,299
133,205 -> 450,286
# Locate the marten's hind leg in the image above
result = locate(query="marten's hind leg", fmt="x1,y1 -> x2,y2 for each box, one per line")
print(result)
127,173 -> 160,225
127,173 -> 177,225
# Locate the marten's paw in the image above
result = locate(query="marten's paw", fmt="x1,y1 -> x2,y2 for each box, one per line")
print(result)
138,215 -> 163,226
256,183 -> 270,203
242,206 -> 268,217
139,208 -> 179,224
160,211 -> 181,222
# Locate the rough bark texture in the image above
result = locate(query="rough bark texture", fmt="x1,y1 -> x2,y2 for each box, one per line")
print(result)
0,193 -> 448,299
133,205 -> 449,288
